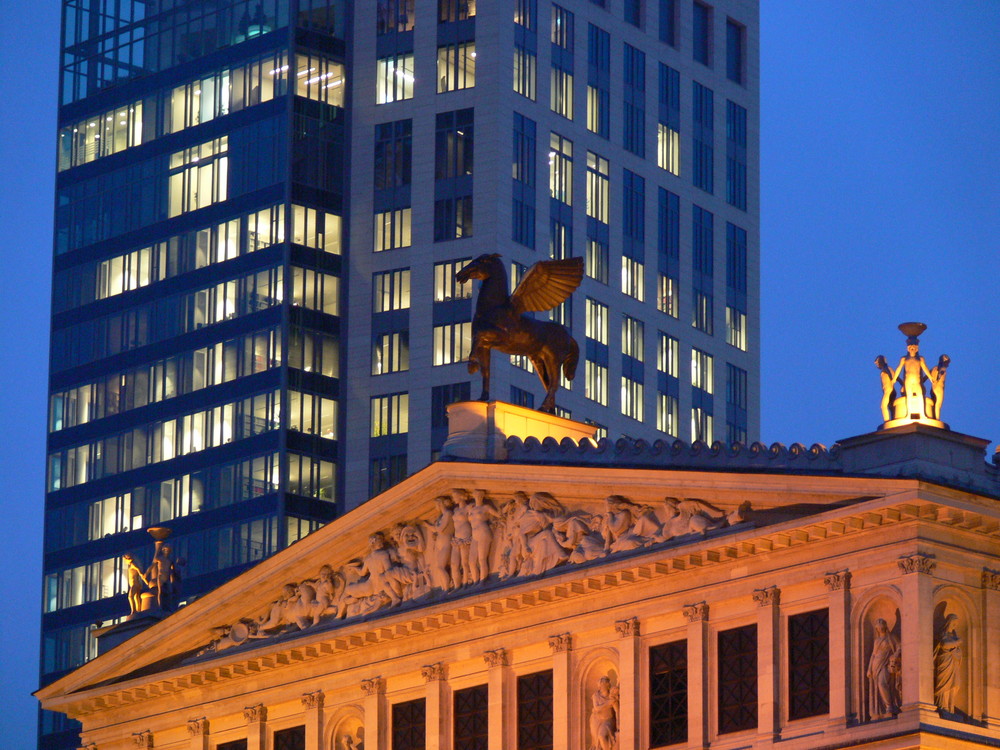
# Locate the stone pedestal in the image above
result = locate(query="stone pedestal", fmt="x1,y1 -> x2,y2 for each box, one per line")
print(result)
94,614 -> 166,656
442,401 -> 598,461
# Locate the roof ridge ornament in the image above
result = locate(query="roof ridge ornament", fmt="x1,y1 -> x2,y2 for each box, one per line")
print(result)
875,322 -> 949,430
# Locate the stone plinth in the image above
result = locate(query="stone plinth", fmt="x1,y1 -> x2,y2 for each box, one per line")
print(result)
94,613 -> 166,656
441,401 -> 598,460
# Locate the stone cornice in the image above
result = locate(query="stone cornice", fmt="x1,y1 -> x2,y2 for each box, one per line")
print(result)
46,497 -> 1000,720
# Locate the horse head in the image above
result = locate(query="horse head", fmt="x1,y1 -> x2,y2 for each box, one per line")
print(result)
456,253 -> 503,284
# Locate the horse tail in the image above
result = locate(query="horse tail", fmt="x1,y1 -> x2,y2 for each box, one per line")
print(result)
563,336 -> 580,382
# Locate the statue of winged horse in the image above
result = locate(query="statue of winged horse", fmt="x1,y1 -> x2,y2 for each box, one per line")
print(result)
456,254 -> 583,413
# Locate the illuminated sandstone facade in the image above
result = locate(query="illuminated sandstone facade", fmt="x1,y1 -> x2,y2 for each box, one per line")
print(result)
38,422 -> 1000,749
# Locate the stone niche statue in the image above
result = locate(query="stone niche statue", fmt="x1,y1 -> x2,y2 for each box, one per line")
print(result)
876,322 -> 949,429
933,613 -> 962,714
589,675 -> 619,750
866,617 -> 902,720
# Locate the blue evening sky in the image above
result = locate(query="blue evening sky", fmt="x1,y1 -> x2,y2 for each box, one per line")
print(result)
1,3 -> 997,745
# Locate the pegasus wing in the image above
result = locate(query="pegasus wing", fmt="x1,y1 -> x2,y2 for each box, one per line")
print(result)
510,257 -> 584,314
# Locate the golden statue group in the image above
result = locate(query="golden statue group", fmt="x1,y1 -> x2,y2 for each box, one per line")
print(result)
876,322 -> 950,429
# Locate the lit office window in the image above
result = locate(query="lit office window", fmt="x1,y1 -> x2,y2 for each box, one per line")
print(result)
374,208 -> 412,251
514,0 -> 536,27
585,299 -> 608,344
726,307 -> 747,350
622,315 -> 644,361
377,0 -> 415,33
290,267 -> 340,315
657,394 -> 679,436
439,0 -> 476,22
585,361 -> 608,405
621,377 -> 643,421
550,68 -> 574,119
657,333 -> 679,376
371,392 -> 409,437
287,391 -> 338,439
658,275 -> 678,317
295,53 -> 346,107
621,257 -> 645,301
658,124 -> 681,176
548,133 -> 573,205
587,24 -> 610,138
693,291 -> 713,335
434,259 -> 472,300
586,239 -> 609,284
287,453 -> 335,502
513,46 -> 537,100
433,322 -> 472,365
376,53 -> 415,103
372,332 -> 410,375
292,205 -> 341,253
586,152 -> 610,223
691,407 -> 714,443
691,348 -> 713,393
167,137 -> 229,218
438,42 -> 477,92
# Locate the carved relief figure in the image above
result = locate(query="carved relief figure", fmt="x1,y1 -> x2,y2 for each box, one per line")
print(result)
145,543 -> 179,611
867,617 -> 902,719
515,492 -> 570,576
892,336 -> 932,419
450,489 -> 474,588
337,532 -> 408,617
933,613 -> 962,713
929,355 -> 950,421
600,495 -> 651,553
425,495 -> 456,591
875,355 -> 897,422
589,675 -> 619,750
391,522 -> 430,596
661,497 -> 746,539
467,490 -> 499,584
123,553 -> 149,618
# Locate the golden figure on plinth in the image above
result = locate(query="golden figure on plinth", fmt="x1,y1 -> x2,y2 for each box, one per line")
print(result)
876,323 -> 949,430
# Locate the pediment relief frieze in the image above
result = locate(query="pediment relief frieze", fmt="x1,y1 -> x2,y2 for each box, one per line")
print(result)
195,489 -> 752,655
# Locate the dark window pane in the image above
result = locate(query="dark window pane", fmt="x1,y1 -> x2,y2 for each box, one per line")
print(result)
649,639 -> 688,745
273,726 -> 305,750
718,624 -> 757,734
393,697 -> 427,750
517,670 -> 554,750
788,609 -> 830,719
454,684 -> 489,750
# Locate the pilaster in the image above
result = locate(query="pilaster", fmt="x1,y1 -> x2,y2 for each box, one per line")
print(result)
824,571 -> 852,729
753,586 -> 780,741
615,617 -> 640,750
683,602 -> 709,749
243,705 -> 266,750
898,554 -> 937,721
484,649 -> 511,750
186,718 -> 209,750
301,691 -> 324,750
422,663 -> 449,750
548,633 -> 572,750
983,569 -> 1000,730
361,677 -> 387,750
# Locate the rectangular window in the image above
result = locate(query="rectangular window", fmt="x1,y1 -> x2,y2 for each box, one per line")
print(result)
718,624 -> 758,734
375,119 -> 412,189
585,361 -> 608,405
659,0 -> 677,45
376,53 -> 415,103
693,291 -> 713,335
167,137 -> 229,218
658,64 -> 681,178
517,671 -> 554,750
434,259 -> 472,301
371,392 -> 409,437
374,269 -> 411,312
434,197 -> 474,241
454,684 -> 489,748
622,315 -> 644,361
657,393 -> 679,436
514,46 -> 537,100
726,101 -> 747,210
511,386 -> 535,409
515,0 -> 536,28
273,726 -> 306,750
370,454 -> 407,496
726,222 -> 747,294
550,68 -> 574,120
727,18 -> 745,84
586,239 -> 609,284
378,0 -> 415,33
692,82 -> 714,193
374,208 -> 412,251
621,377 -> 643,421
649,640 -> 687,746
439,0 -> 475,23
693,1 -> 712,66
372,332 -> 410,375
726,307 -> 746,350
788,609 -> 831,720
295,53 -> 346,107
657,124 -> 681,176
691,406 -> 713,443
586,299 -> 609,344
621,257 -> 645,301
513,114 -> 537,186
438,42 -> 477,93
551,5 -> 574,48
549,217 -> 572,260
624,0 -> 643,28
549,133 -> 573,205
622,44 -> 646,157
658,274 -> 678,317
691,348 -> 713,393
693,205 -> 714,277
392,698 -> 427,750
657,333 -> 679,376
436,109 -> 475,179
726,363 -> 748,444
586,152 -> 610,223
434,322 -> 473,365
586,25 -> 610,138
622,169 -> 645,258
432,382 -> 471,428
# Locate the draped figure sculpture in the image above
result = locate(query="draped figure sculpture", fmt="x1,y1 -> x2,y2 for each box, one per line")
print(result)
933,613 -> 962,714
867,618 -> 902,719
589,676 -> 619,750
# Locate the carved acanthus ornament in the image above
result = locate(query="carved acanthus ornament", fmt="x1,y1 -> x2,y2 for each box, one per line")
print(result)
421,663 -> 447,682
753,586 -> 780,607
615,617 -> 639,638
483,648 -> 509,668
683,602 -> 709,622
983,569 -> 1000,591
897,554 -> 936,575
548,633 -> 572,652
824,570 -> 851,591
132,731 -> 152,749
194,488 -> 752,654
301,691 -> 324,709
186,718 -> 208,736
243,704 -> 266,724
361,677 -> 386,696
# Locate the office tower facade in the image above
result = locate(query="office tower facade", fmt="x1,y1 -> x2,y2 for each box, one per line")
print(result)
41,0 -> 757,746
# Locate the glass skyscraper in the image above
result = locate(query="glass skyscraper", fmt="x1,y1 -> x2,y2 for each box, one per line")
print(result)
40,1 -> 758,746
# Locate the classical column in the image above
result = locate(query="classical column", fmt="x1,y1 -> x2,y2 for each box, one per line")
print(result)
548,634 -> 572,750
422,663 -> 448,750
615,617 -> 640,750
683,602 -> 709,750
897,554 -> 937,720
301,691 -> 324,750
983,569 -> 1000,730
361,677 -> 387,750
484,649 -> 511,750
243,705 -> 266,750
753,586 -> 781,741
186,718 -> 209,750
824,571 -> 852,728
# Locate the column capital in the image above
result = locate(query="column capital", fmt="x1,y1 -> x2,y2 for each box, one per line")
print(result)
548,633 -> 572,653
244,704 -> 267,724
421,662 -> 447,682
824,570 -> 851,591
615,617 -> 640,638
301,690 -> 325,709
983,568 -> 1000,591
132,730 -> 153,748
898,553 -> 936,575
683,602 -> 709,622
361,677 -> 386,696
186,718 -> 208,737
753,586 -> 780,607
483,648 -> 509,668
